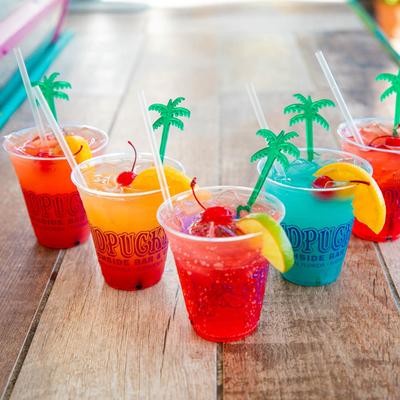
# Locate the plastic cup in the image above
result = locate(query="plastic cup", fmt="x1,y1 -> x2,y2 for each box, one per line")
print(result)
338,117 -> 400,242
71,153 -> 185,291
157,186 -> 285,342
3,125 -> 108,248
263,148 -> 372,286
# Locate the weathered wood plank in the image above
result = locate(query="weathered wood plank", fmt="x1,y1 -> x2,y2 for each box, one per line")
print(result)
220,8 -> 400,399
10,12 -> 219,399
0,12 -> 143,398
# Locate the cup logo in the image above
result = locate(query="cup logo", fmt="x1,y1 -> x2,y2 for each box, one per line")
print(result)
22,189 -> 88,227
90,225 -> 168,267
282,220 -> 353,267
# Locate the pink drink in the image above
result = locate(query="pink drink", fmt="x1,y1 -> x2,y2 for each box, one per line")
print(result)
157,187 -> 285,342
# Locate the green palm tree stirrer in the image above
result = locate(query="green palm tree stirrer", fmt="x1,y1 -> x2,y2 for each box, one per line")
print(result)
376,70 -> 400,136
148,97 -> 191,163
33,72 -> 71,122
284,94 -> 335,161
236,129 -> 300,217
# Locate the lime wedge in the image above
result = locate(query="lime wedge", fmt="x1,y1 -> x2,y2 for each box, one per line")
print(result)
237,213 -> 294,273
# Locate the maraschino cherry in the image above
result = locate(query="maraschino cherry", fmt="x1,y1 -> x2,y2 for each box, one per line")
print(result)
191,178 -> 233,225
312,175 -> 335,199
117,141 -> 137,186
368,127 -> 400,149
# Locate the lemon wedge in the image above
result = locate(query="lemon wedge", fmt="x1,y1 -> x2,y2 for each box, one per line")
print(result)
65,135 -> 92,164
315,162 -> 386,234
131,165 -> 191,196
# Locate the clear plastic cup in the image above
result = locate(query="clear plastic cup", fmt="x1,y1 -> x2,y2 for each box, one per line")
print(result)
157,186 -> 285,342
338,117 -> 400,241
72,153 -> 185,291
3,125 -> 108,248
263,148 -> 372,286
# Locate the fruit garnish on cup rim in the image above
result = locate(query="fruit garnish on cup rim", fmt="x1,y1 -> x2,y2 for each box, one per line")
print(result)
314,162 -> 386,234
131,164 -> 191,195
117,141 -> 138,186
187,178 -> 294,272
65,135 -> 92,164
236,213 -> 294,273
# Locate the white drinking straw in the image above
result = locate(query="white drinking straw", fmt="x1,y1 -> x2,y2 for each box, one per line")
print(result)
14,48 -> 48,146
315,50 -> 365,145
33,86 -> 87,187
246,83 -> 285,175
138,90 -> 173,211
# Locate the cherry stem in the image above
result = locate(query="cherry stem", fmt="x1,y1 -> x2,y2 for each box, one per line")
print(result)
350,180 -> 370,186
190,178 -> 206,211
127,141 -> 137,172
73,145 -> 83,156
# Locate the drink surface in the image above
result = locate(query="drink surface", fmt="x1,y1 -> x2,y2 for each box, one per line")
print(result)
3,126 -> 107,248
340,120 -> 400,241
7,126 -> 107,158
160,188 -> 279,342
266,154 -> 355,286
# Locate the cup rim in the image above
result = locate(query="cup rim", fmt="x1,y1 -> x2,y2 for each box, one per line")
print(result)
2,124 -> 109,161
261,147 -> 373,192
157,185 -> 285,243
337,117 -> 400,155
71,152 -> 186,198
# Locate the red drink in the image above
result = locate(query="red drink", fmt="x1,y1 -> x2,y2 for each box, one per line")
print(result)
3,126 -> 108,248
338,118 -> 400,241
157,187 -> 284,342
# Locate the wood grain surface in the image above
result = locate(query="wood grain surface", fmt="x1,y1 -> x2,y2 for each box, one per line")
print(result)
1,2 -> 399,399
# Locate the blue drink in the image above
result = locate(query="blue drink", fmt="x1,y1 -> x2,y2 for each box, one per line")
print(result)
263,148 -> 372,286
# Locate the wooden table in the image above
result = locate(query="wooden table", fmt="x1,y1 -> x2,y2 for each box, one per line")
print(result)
1,2 -> 400,399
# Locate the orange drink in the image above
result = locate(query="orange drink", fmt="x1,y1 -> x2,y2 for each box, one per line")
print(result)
71,153 -> 190,291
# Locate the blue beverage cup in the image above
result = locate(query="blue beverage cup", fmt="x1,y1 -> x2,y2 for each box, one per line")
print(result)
261,148 -> 372,286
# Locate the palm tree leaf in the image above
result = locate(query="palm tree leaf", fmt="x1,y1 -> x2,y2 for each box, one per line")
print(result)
313,114 -> 330,130
275,152 -> 290,169
250,148 -> 270,162
171,107 -> 191,118
152,117 -> 165,130
172,97 -> 185,107
293,93 -> 308,104
380,86 -> 396,101
376,73 -> 398,83
283,130 -> 299,141
47,72 -> 60,82
288,114 -> 306,126
53,81 -> 72,90
53,92 -> 70,101
280,143 -> 300,159
169,117 -> 184,130
149,104 -> 168,114
256,129 -> 277,143
283,104 -> 305,114
312,98 -> 335,111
